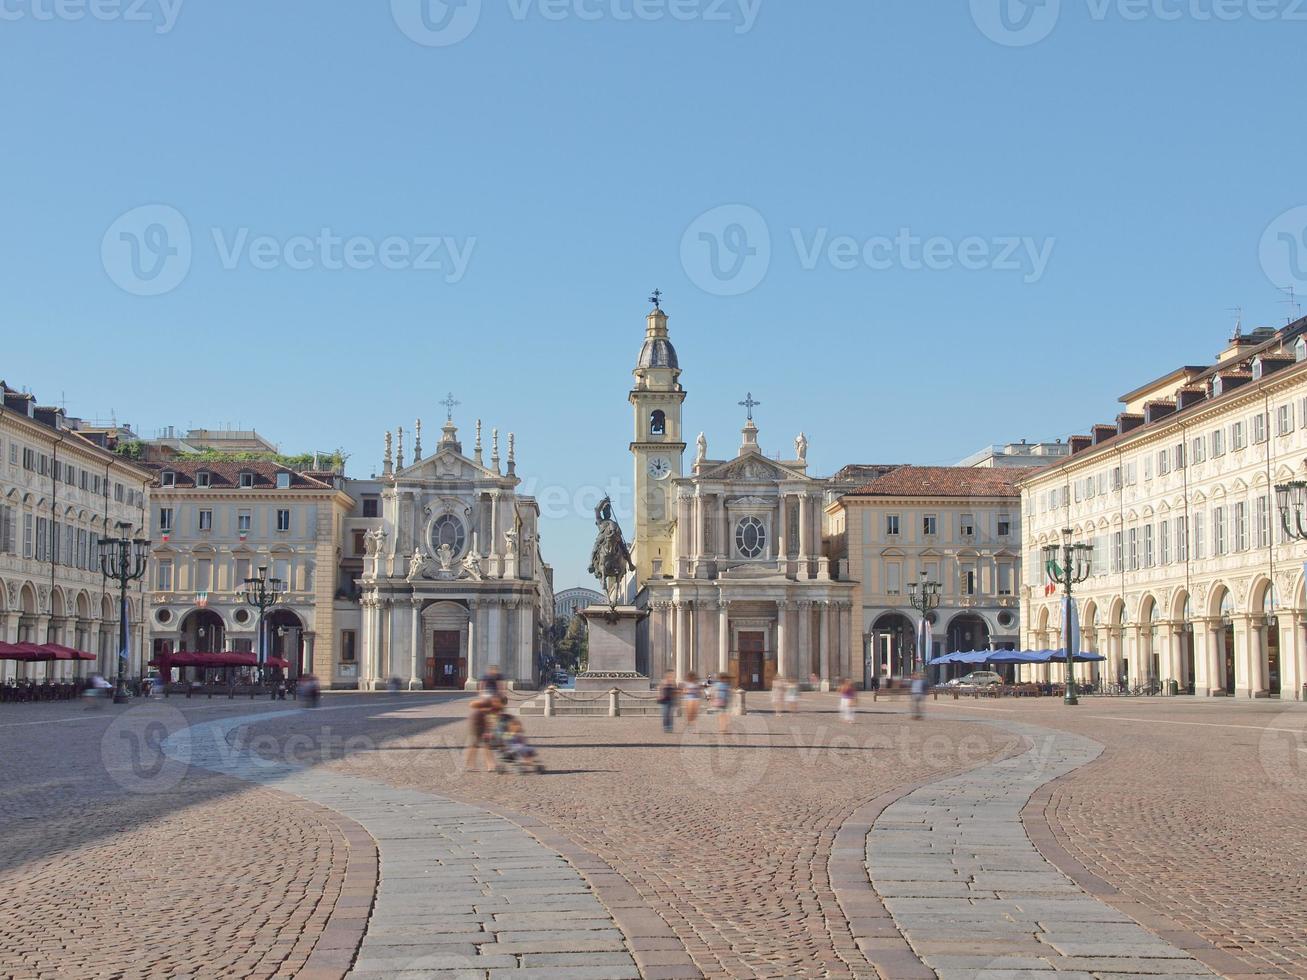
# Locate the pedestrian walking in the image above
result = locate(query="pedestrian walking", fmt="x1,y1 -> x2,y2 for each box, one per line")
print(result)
785,676 -> 800,713
838,677 -> 857,724
682,672 -> 701,730
657,671 -> 679,733
712,674 -> 732,734
479,665 -> 503,698
910,672 -> 927,720
869,672 -> 880,695
464,697 -> 498,772
770,676 -> 787,713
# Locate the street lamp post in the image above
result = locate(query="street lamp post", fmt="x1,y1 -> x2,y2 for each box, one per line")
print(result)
240,565 -> 284,698
1042,528 -> 1093,706
908,571 -> 941,676
1275,480 -> 1307,541
97,522 -> 150,704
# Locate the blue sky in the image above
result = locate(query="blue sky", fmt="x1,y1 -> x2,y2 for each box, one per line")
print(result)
2,0 -> 1305,587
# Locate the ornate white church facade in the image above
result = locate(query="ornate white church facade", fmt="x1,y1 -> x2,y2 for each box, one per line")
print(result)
358,416 -> 553,690
629,302 -> 857,690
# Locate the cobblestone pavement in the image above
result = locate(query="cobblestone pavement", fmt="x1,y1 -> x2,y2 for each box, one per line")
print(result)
0,698 -> 365,979
303,696 -> 1020,978
931,696 -> 1307,978
166,710 -> 639,978
868,718 -> 1213,979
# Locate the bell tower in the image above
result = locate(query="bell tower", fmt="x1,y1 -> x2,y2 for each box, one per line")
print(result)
630,292 -> 686,586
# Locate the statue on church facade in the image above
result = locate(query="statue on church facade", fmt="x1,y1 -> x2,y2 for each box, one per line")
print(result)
696,432 -> 707,464
589,495 -> 633,608
796,432 -> 808,463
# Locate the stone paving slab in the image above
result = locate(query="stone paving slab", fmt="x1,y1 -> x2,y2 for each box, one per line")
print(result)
865,720 -> 1217,980
164,711 -> 633,977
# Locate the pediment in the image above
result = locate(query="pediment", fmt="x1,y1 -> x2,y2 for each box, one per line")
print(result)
397,448 -> 497,483
701,452 -> 811,485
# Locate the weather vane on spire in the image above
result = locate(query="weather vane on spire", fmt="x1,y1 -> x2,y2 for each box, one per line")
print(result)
440,392 -> 460,421
739,392 -> 761,421
649,288 -> 663,310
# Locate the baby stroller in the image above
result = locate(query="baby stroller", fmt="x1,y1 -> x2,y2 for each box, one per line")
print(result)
489,714 -> 544,774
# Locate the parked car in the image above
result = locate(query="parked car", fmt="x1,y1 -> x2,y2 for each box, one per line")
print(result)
944,670 -> 1003,689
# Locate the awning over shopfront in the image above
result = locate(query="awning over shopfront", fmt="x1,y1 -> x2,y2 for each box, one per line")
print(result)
929,649 -> 1106,666
0,642 -> 96,661
148,651 -> 260,669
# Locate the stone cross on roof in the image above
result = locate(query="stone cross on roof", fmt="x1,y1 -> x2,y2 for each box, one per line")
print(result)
440,392 -> 460,421
649,288 -> 662,310
738,392 -> 761,421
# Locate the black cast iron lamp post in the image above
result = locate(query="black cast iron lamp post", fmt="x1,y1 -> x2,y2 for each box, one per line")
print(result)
97,522 -> 150,704
1042,528 -> 1093,706
908,571 -> 941,674
1275,480 -> 1307,540
240,565 -> 284,698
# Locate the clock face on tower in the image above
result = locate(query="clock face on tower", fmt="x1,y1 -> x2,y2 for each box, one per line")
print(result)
647,455 -> 672,480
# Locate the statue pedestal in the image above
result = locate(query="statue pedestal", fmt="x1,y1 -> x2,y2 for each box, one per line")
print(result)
574,605 -> 650,692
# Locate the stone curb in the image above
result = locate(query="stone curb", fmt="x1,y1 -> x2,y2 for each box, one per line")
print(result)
1021,750 -> 1266,979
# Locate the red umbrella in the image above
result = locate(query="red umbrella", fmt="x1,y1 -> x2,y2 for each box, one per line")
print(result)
38,644 -> 97,661
0,642 -> 51,661
264,656 -> 291,670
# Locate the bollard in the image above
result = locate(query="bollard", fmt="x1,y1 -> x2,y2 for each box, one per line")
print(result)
734,688 -> 747,716
872,691 -> 879,702
544,686 -> 556,717
952,690 -> 959,700
609,688 -> 620,718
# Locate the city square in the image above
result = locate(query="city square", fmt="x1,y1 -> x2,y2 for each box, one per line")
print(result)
2,692 -> 1305,978
6,3 -> 1307,978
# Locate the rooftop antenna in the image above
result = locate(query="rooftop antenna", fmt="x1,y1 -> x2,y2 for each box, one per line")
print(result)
1227,306 -> 1243,339
1281,286 -> 1303,325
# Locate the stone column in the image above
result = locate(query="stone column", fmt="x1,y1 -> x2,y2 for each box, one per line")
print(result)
799,495 -> 812,581
465,603 -> 480,691
677,493 -> 692,578
718,600 -> 730,677
818,601 -> 831,690
489,492 -> 502,578
675,601 -> 690,681
777,493 -> 789,576
359,599 -> 374,688
798,601 -> 812,683
303,631 -> 316,677
376,598 -> 390,689
1106,626 -> 1123,688
409,598 -> 423,689
1,612 -> 17,683
1233,614 -> 1255,699
488,599 -> 505,677
1249,616 -> 1270,698
839,603 -> 852,683
1282,616 -> 1305,701
716,495 -> 727,559
518,599 -> 536,688
776,601 -> 790,681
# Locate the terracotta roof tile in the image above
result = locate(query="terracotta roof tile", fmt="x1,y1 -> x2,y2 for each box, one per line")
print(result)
846,466 -> 1033,499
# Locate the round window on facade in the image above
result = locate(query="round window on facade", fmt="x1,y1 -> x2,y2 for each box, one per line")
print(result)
234,608 -> 251,625
155,608 -> 173,626
431,514 -> 467,556
735,516 -> 767,559
997,611 -> 1014,628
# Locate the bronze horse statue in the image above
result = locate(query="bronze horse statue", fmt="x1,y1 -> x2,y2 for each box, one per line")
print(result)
589,495 -> 633,608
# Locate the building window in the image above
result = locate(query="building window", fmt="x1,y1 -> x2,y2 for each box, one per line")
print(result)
1193,512 -> 1205,559
997,563 -> 1013,595
963,569 -> 977,595
341,629 -> 357,662
735,516 -> 767,559
276,472 -> 292,490
997,515 -> 1012,537
353,529 -> 367,556
1177,516 -> 1188,562
885,514 -> 900,537
1160,520 -> 1170,565
1127,528 -> 1138,571
1174,443 -> 1185,469
276,509 -> 291,532
431,514 -> 467,556
1252,413 -> 1268,444
886,561 -> 901,595
363,497 -> 379,518
1214,507 -> 1226,556
960,513 -> 975,537
1143,524 -> 1154,567
1256,495 -> 1270,548
1211,429 -> 1225,457
923,514 -> 938,537
23,514 -> 33,558
157,560 -> 173,591
195,559 -> 212,592
159,508 -> 174,532
238,511 -> 251,534
239,471 -> 255,488
236,558 -> 251,586
1232,421 -> 1246,450
1191,437 -> 1205,464
1112,531 -> 1123,573
1279,404 -> 1295,436
1158,451 -> 1170,476
198,509 -> 213,532
649,410 -> 666,436
1234,501 -> 1248,552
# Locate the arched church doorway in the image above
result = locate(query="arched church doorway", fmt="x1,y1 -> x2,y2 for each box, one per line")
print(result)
180,609 -> 225,653
423,601 -> 470,689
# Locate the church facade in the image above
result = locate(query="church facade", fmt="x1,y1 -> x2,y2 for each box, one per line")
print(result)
629,303 -> 857,690
358,416 -> 553,690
